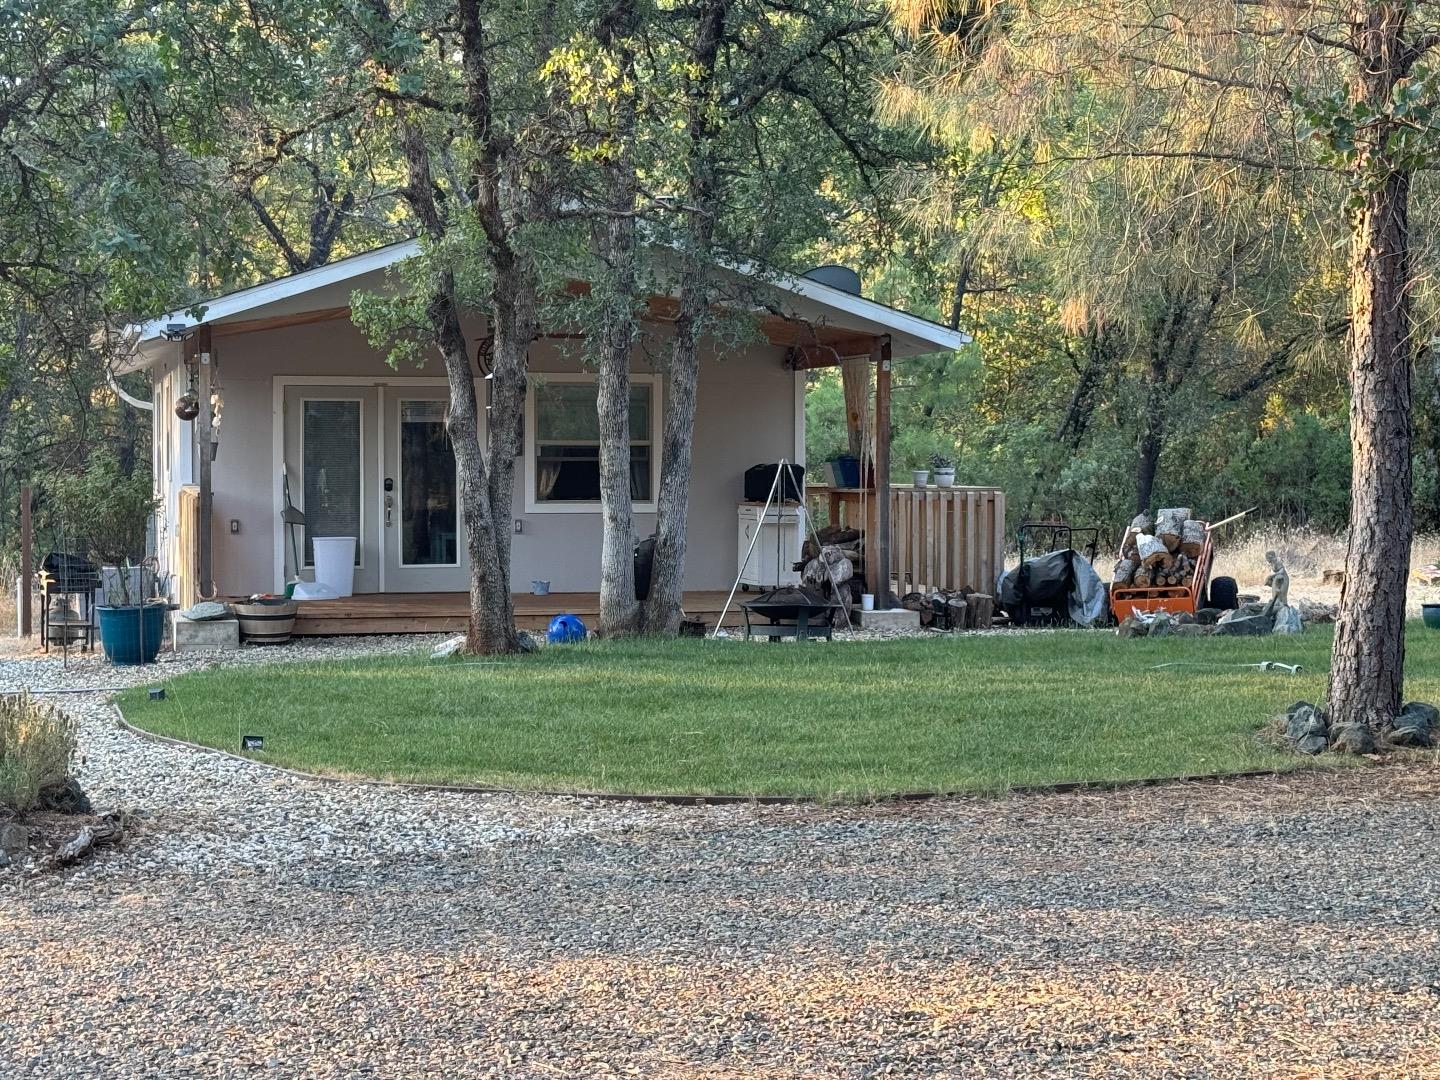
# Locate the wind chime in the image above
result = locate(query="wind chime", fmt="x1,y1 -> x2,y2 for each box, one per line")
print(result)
175,353 -> 224,453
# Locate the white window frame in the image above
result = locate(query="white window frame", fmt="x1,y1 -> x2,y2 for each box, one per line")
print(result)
524,373 -> 661,514
396,397 -> 462,569
297,394 -> 368,570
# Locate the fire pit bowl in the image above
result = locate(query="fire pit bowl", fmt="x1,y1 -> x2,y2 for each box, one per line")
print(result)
741,586 -> 837,641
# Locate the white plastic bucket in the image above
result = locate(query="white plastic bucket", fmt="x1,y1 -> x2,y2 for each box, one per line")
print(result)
312,536 -> 357,598
860,593 -> 876,612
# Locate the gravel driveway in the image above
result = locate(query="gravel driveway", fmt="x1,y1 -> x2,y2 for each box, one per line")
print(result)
2,640 -> 1439,1078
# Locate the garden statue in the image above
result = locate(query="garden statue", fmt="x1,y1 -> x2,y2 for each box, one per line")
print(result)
1263,551 -> 1291,613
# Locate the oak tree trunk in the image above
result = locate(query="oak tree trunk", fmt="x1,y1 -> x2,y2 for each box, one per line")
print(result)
595,1 -> 641,635
401,121 -> 525,654
640,0 -> 727,634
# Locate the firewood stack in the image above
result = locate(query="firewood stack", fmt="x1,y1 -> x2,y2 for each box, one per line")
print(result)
1112,509 -> 1205,589
799,525 -> 866,606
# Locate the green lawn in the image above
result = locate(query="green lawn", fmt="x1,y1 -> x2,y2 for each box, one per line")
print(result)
116,625 -> 1440,800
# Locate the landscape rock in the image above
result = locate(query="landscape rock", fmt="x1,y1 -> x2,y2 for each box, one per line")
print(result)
1194,607 -> 1224,625
1172,623 -> 1207,637
1271,605 -> 1303,635
1285,702 -> 1329,755
1147,613 -> 1173,638
1117,614 -> 1148,638
1389,702 -> 1437,748
1400,701 -> 1439,727
1214,614 -> 1270,637
1330,723 -> 1376,755
1296,598 -> 1338,624
0,821 -> 31,854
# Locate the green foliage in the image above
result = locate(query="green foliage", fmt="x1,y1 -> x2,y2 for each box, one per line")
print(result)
0,693 -> 76,815
46,449 -> 158,565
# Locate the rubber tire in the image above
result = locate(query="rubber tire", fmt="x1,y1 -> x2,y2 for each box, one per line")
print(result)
1208,575 -> 1239,611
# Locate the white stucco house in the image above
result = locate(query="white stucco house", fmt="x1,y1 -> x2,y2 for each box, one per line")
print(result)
124,241 -> 966,631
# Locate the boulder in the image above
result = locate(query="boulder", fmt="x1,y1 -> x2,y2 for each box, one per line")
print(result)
1214,614 -> 1270,637
1330,723 -> 1376,755
1194,607 -> 1225,625
0,822 -> 30,855
1147,613 -> 1173,638
1271,605 -> 1303,635
1285,702 -> 1329,755
1172,623 -> 1207,637
1117,614 -> 1148,638
1389,702 -> 1438,748
1297,598 -> 1337,624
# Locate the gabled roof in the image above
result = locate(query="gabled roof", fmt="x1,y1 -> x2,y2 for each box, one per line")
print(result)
129,239 -> 969,366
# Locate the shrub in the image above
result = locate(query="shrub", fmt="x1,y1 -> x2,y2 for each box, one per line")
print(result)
0,693 -> 77,814
46,449 -> 158,565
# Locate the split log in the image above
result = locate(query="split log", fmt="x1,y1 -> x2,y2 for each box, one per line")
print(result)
1129,513 -> 1152,534
1133,568 -> 1153,588
1136,533 -> 1168,567
1113,557 -> 1136,584
1180,519 -> 1206,558
1155,509 -> 1185,553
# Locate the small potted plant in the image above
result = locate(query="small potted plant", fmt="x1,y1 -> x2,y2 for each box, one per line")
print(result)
912,467 -> 930,487
930,452 -> 956,487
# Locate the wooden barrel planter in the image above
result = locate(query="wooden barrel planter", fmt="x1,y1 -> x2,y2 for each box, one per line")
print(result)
232,598 -> 299,645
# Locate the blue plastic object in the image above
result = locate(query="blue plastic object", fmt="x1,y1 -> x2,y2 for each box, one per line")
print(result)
98,604 -> 166,665
546,613 -> 588,644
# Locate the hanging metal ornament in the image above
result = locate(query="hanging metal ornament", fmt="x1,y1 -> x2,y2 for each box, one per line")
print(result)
175,392 -> 200,420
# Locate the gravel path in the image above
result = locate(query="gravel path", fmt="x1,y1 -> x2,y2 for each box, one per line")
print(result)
3,639 -> 1440,1077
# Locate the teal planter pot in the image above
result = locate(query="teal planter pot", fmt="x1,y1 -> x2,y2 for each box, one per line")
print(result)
1424,604 -> 1440,630
98,604 -> 166,665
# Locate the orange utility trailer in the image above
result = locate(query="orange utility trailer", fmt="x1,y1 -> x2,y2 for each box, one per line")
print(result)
1109,520 -> 1215,621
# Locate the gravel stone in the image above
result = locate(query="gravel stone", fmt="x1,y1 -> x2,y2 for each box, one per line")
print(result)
3,636 -> 1440,1077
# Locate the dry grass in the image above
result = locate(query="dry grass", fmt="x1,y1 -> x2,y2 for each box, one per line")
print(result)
1212,527 -> 1440,587
0,692 -> 76,814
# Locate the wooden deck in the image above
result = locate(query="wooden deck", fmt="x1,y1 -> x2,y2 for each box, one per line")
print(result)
293,590 -> 744,636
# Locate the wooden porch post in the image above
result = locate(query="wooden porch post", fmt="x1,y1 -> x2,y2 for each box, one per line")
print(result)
194,325 -> 215,599
867,335 -> 893,605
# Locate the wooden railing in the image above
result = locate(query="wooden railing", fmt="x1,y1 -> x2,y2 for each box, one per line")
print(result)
807,483 -> 1007,595
176,484 -> 201,607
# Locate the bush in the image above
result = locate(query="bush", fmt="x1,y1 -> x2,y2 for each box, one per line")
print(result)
45,449 -> 157,565
0,693 -> 77,814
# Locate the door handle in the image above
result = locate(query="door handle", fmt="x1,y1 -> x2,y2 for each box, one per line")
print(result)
385,493 -> 393,527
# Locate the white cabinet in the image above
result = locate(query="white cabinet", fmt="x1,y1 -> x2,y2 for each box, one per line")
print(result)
737,503 -> 803,589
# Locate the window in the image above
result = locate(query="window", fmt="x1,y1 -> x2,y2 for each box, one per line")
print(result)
530,379 -> 656,509
399,401 -> 458,566
302,400 -> 362,565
